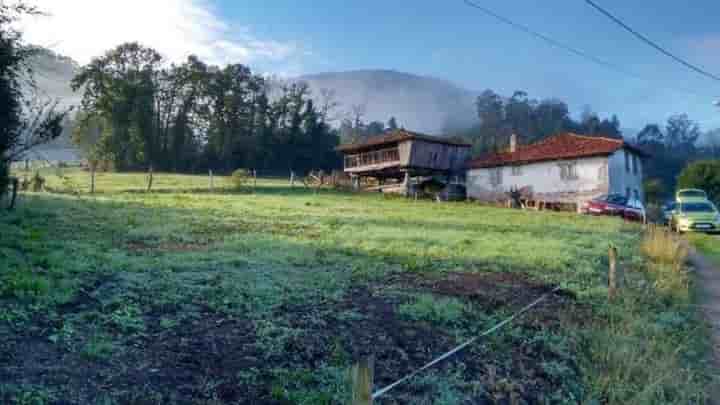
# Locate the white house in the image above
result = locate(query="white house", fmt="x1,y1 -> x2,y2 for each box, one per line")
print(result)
466,133 -> 647,207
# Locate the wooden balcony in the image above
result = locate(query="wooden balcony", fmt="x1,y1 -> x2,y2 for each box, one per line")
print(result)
344,147 -> 401,173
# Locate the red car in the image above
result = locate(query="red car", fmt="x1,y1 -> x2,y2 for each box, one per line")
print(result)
583,194 -> 646,223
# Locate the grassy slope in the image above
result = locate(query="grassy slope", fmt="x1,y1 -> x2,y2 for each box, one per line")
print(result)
0,170 -> 710,404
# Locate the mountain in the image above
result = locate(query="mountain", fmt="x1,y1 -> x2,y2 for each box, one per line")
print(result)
296,70 -> 478,135
28,47 -> 81,150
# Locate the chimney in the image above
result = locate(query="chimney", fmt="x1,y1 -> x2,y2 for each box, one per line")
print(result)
510,133 -> 518,153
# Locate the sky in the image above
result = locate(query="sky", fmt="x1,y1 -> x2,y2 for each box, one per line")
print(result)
20,0 -> 720,132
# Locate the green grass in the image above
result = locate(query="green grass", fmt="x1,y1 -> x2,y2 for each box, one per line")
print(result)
690,233 -> 720,265
0,169 -> 711,404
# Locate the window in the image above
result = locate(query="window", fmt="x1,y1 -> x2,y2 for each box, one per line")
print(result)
511,165 -> 522,176
626,187 -> 631,199
598,163 -> 608,181
633,189 -> 640,201
559,162 -> 578,180
489,168 -> 503,187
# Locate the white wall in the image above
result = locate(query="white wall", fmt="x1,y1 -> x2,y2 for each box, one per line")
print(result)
467,156 -> 610,203
608,149 -> 644,201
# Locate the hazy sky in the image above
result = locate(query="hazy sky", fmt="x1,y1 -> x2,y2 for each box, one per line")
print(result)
22,0 -> 720,131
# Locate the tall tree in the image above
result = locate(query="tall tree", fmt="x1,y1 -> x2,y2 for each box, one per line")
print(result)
665,114 -> 700,153
0,2 -> 67,196
72,42 -> 164,171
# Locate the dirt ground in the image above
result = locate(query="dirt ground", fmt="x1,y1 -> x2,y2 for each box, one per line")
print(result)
0,270 -> 580,404
690,246 -> 720,403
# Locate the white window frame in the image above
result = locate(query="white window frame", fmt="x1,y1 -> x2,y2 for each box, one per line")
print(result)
511,165 -> 522,176
559,162 -> 579,181
489,167 -> 503,187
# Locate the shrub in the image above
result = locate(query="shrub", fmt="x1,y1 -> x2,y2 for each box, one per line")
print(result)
231,168 -> 250,190
642,225 -> 687,267
30,171 -> 45,192
399,293 -> 467,325
677,160 -> 720,203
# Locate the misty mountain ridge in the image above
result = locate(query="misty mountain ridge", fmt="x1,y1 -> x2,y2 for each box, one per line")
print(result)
297,70 -> 478,134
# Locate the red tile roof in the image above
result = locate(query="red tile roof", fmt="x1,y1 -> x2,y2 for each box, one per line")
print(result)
335,129 -> 471,153
467,133 -> 648,169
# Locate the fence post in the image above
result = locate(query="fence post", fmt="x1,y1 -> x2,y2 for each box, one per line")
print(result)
209,170 -> 214,191
352,356 -> 374,405
608,245 -> 618,301
290,171 -> 295,188
253,169 -> 257,192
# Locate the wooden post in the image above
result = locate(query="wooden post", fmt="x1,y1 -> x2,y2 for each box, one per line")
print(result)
253,169 -> 257,192
290,171 -> 295,188
352,357 -> 374,405
146,165 -> 154,192
209,170 -> 214,191
608,245 -> 618,301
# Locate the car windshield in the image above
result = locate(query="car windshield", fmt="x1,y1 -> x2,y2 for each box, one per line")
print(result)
680,202 -> 716,213
607,195 -> 628,205
678,190 -> 706,198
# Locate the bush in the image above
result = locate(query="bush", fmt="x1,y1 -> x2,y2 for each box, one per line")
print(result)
677,160 -> 720,203
30,171 -> 45,192
399,293 -> 467,325
231,168 -> 251,190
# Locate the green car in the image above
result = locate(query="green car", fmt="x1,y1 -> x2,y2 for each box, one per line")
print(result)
671,200 -> 720,233
676,188 -> 708,203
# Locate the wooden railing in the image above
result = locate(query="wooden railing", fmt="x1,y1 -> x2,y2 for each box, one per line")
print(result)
345,147 -> 400,169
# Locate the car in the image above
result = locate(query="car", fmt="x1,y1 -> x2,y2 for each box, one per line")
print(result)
622,198 -> 646,223
584,194 -> 629,216
670,200 -> 720,233
676,188 -> 708,203
661,201 -> 677,225
583,194 -> 646,222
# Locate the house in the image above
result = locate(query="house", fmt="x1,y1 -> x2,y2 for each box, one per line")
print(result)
466,133 -> 648,208
336,129 -> 471,193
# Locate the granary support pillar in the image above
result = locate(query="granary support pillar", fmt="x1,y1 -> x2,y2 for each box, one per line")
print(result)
403,171 -> 411,197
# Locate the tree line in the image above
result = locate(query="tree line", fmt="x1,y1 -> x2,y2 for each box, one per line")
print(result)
71,43 -> 342,175
448,89 -> 622,154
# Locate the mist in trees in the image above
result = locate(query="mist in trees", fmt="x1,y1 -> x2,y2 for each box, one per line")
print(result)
635,114 -> 717,199
448,89 -> 622,155
71,43 -> 341,175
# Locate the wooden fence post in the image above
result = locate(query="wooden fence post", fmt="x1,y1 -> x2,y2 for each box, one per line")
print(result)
290,171 -> 295,188
253,169 -> 257,192
608,245 -> 618,301
352,356 -> 374,405
209,170 -> 214,191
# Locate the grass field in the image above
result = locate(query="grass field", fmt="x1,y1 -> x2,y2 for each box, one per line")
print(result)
0,169 -> 711,404
691,234 -> 720,265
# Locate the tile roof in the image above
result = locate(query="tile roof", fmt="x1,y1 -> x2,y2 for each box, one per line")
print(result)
335,129 -> 471,153
467,133 -> 648,169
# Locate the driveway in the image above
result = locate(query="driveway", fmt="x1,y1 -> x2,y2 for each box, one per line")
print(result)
690,247 -> 720,402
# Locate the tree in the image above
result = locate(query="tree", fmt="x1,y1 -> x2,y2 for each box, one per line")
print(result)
71,42 -> 164,171
665,114 -> 700,154
677,160 -> 720,203
643,178 -> 666,205
637,124 -> 664,146
365,121 -> 385,137
0,2 -> 68,199
387,116 -> 399,131
72,112 -> 109,193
